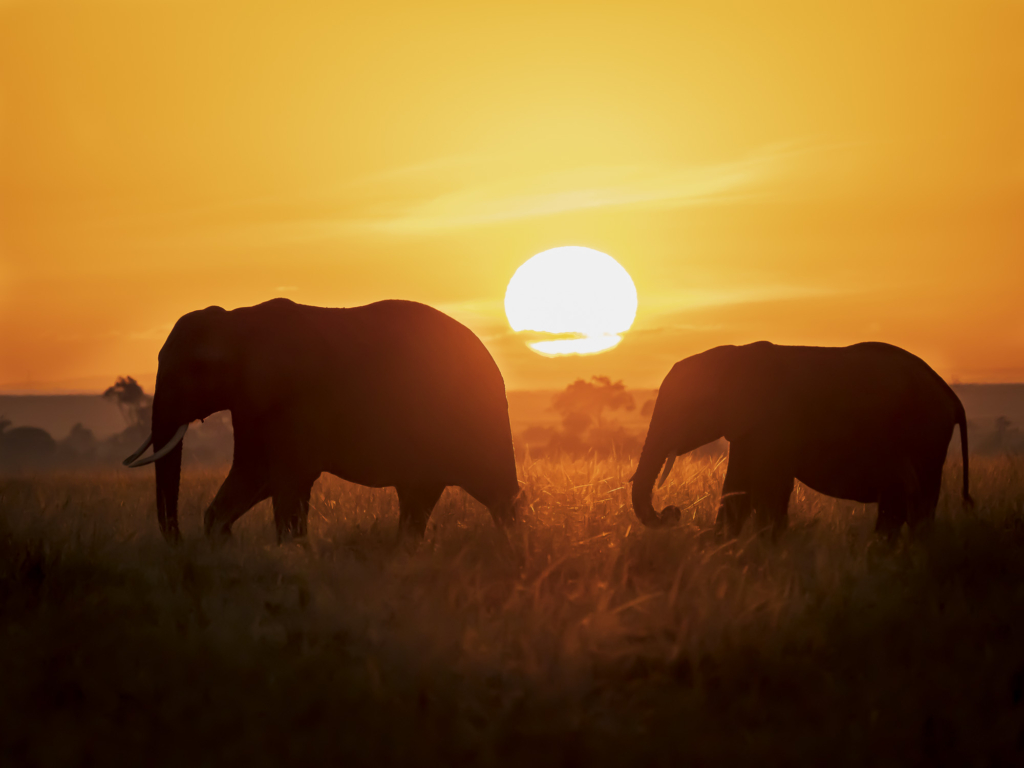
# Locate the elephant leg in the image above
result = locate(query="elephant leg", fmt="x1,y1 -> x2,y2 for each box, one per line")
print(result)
876,457 -> 924,539
463,485 -> 519,531
906,454 -> 945,532
876,479 -> 909,540
204,463 -> 271,539
751,473 -> 795,539
875,496 -> 905,540
484,495 -> 517,531
716,443 -> 753,538
272,473 -> 318,543
396,484 -> 446,542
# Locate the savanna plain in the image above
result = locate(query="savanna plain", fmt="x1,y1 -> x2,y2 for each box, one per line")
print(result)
2,453 -> 1024,767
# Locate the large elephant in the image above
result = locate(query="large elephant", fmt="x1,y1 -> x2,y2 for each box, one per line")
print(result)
631,342 -> 971,538
124,298 -> 520,543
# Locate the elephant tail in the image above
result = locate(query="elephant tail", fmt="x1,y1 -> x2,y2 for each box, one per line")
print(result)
955,396 -> 973,508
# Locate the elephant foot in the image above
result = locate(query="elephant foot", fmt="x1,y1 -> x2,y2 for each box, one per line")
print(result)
660,505 -> 683,526
275,523 -> 308,545
395,529 -> 423,553
713,518 -> 744,541
906,519 -> 935,540
751,510 -> 788,542
874,512 -> 905,542
205,526 -> 233,547
277,534 -> 311,552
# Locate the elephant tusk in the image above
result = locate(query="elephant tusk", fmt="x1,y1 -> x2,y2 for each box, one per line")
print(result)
122,432 -> 154,466
657,452 -> 678,488
126,424 -> 188,468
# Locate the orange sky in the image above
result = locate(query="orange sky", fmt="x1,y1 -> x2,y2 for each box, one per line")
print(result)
1,0 -> 1022,393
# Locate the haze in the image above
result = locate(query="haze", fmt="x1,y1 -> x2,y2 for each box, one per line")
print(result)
1,0 -> 1022,392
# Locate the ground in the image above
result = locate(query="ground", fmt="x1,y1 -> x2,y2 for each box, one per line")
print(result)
2,454 -> 1023,767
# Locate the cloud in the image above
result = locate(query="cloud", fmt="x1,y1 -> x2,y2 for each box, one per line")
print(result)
126,323 -> 174,341
351,144 -> 806,234
69,141 -> 833,253
432,299 -> 511,341
639,283 -> 844,320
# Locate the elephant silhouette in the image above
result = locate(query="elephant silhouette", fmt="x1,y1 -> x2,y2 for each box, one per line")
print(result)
632,341 -> 971,538
124,298 -> 520,544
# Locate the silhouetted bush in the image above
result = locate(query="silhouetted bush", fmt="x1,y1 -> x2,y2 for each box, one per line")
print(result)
0,425 -> 57,470
979,416 -> 1024,454
56,423 -> 99,467
522,377 -> 643,458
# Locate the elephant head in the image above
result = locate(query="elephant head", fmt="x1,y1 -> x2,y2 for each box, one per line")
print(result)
123,306 -> 236,541
631,346 -> 753,528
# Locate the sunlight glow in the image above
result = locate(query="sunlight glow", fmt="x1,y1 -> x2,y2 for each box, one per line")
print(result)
504,246 -> 638,357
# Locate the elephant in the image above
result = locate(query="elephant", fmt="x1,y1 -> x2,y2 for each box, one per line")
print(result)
123,298 -> 520,544
630,341 -> 971,538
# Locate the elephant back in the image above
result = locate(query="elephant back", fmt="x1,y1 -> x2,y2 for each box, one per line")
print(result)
233,299 -> 517,492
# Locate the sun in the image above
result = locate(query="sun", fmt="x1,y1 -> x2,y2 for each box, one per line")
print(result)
504,246 -> 638,356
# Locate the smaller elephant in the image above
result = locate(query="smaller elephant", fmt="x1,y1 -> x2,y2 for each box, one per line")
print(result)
631,342 -> 971,538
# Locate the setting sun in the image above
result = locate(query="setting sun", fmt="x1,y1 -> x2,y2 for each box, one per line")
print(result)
2,2 -> 1023,762
504,246 -> 638,357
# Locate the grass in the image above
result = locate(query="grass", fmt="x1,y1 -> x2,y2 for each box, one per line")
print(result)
2,453 -> 1024,767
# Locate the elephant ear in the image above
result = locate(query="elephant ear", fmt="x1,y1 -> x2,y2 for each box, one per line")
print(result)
192,341 -> 230,368
717,344 -> 776,441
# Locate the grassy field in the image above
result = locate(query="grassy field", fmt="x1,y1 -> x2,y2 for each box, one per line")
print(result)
2,454 -> 1024,767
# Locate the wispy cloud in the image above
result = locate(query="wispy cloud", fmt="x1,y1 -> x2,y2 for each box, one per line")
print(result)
641,283 -> 843,318
79,141 -> 830,251
126,323 -> 175,341
349,144 -> 804,234
435,282 -> 848,347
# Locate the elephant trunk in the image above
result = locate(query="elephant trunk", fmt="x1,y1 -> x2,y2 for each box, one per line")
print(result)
631,443 -> 682,528
155,440 -> 183,542
152,397 -> 184,543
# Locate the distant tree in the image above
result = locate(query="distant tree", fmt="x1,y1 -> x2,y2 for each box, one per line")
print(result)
979,415 -> 1024,455
640,398 -> 656,418
0,416 -> 10,434
103,376 -> 152,432
552,376 -> 635,437
64,423 -> 98,454
994,416 -> 1022,452
524,376 -> 642,457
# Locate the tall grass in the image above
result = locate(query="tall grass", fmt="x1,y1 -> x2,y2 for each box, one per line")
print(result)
2,454 -> 1023,766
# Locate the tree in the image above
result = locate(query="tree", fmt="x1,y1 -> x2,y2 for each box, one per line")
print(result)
103,376 -> 152,432
522,376 -> 642,457
551,376 -> 635,437
58,423 -> 98,466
